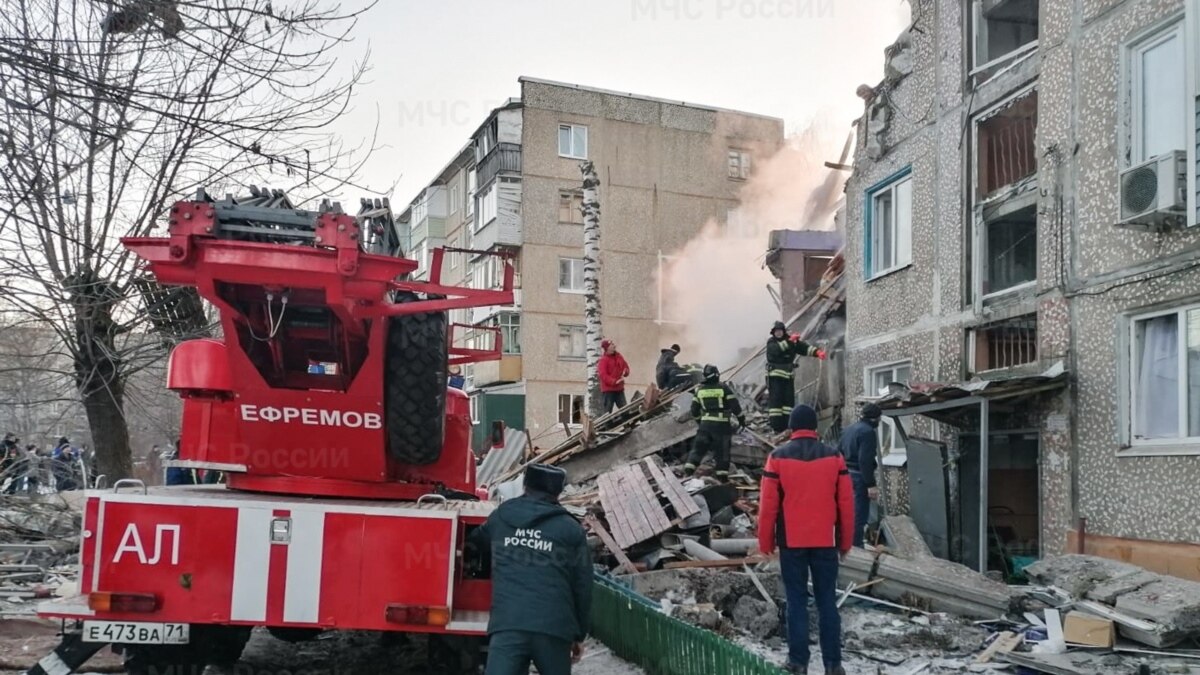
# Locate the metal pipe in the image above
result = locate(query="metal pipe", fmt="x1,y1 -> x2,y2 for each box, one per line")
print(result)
708,539 -> 757,556
682,539 -> 727,562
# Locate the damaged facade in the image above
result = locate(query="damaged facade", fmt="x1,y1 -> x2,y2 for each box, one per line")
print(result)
844,0 -> 1200,576
401,78 -> 783,452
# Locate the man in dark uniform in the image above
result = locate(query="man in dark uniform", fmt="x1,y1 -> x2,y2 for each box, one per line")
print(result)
765,321 -> 826,433
476,464 -> 591,675
655,344 -> 683,390
839,403 -> 882,547
684,365 -> 746,482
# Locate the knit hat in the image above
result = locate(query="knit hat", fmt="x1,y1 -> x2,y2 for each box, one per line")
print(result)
862,403 -> 883,420
789,404 -> 818,431
670,344 -> 681,353
524,464 -> 567,497
601,339 -> 612,350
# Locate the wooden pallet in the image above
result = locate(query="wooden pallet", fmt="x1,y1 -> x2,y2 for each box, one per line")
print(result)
597,459 -> 700,550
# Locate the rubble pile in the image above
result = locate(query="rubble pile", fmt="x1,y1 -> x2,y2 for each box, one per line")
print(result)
0,494 -> 81,617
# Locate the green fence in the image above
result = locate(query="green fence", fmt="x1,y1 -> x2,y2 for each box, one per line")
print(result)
591,574 -> 786,675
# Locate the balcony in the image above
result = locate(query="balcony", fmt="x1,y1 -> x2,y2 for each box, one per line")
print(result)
472,355 -> 523,388
471,289 -> 521,325
476,142 -> 522,189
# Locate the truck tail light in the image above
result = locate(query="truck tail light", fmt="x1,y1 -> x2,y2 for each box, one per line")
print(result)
385,604 -> 451,627
88,591 -> 159,613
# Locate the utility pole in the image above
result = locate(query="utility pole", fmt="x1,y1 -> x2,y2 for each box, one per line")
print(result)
580,160 -> 604,419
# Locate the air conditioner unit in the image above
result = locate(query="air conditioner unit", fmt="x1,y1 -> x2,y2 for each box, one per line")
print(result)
1118,150 -> 1187,230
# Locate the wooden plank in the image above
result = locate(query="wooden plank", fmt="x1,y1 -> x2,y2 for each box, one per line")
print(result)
584,515 -> 636,574
597,472 -> 636,549
618,465 -> 664,545
604,467 -> 655,549
630,463 -> 672,534
663,557 -> 765,570
975,631 -> 1020,664
643,457 -> 700,520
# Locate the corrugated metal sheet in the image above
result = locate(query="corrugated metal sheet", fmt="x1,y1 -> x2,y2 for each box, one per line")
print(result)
869,360 -> 1067,409
476,427 -> 529,487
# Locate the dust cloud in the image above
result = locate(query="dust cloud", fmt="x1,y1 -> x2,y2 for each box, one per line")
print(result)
658,3 -> 912,369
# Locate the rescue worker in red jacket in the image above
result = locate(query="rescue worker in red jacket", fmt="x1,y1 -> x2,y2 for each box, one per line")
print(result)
757,404 -> 855,675
765,321 -> 826,433
598,339 -> 630,414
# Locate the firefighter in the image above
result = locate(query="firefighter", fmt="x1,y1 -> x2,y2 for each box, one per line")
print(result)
684,365 -> 745,482
765,321 -> 827,433
476,464 -> 591,675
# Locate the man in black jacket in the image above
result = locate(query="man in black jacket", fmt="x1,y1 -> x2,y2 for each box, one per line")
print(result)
655,344 -> 683,389
476,464 -> 592,675
765,322 -> 826,432
838,403 -> 882,547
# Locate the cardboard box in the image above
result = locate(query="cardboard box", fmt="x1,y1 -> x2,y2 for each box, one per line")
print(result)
1063,611 -> 1115,647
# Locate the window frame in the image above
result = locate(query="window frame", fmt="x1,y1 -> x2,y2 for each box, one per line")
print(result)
449,177 -> 461,215
968,0 -> 1040,78
1126,18 -> 1187,167
558,123 -> 589,160
496,311 -> 521,356
465,169 -> 477,217
1125,302 -> 1200,452
727,149 -> 752,180
863,167 -> 914,280
475,181 -> 498,231
864,360 -> 912,462
557,393 -> 585,428
558,190 -> 585,225
864,360 -> 913,398
469,395 -> 480,426
557,324 -> 587,361
557,257 -> 586,294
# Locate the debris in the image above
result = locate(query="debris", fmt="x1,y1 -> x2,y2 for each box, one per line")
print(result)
597,460 -> 697,550
838,547 -> 1013,618
707,538 -> 756,556
584,515 -> 637,575
663,557 -> 760,570
742,564 -> 776,610
1036,608 -> 1066,654
974,631 -> 1021,663
880,515 -> 933,560
1062,611 -> 1114,648
997,650 -> 1087,675
731,595 -> 778,639
681,539 -> 725,562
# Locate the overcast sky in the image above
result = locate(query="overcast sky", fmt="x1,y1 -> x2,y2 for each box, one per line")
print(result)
330,0 -> 912,205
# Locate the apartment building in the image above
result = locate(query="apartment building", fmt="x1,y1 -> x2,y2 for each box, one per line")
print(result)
843,0 -> 1200,577
401,78 -> 783,453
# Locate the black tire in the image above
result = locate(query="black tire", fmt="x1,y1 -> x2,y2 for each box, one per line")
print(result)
385,292 -> 448,465
121,625 -> 251,675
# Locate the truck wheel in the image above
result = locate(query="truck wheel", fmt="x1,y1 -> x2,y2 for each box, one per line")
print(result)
429,634 -> 486,675
385,292 -> 448,465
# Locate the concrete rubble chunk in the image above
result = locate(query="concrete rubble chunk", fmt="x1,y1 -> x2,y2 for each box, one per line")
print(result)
1024,554 -> 1145,598
837,548 -> 1012,619
881,515 -> 933,560
731,595 -> 779,640
1085,570 -> 1160,605
1114,578 -> 1200,644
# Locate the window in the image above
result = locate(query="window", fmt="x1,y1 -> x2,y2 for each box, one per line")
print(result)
976,90 -> 1038,198
971,0 -> 1039,76
496,312 -> 521,355
866,362 -> 912,397
558,257 -> 586,294
1129,21 -> 1186,164
728,149 -> 752,180
449,178 -> 461,214
969,314 -> 1038,372
982,203 -> 1037,296
865,171 -> 913,278
469,395 -> 480,425
476,182 -> 497,229
1130,305 -> 1200,444
465,169 -> 476,216
412,198 -> 428,226
557,393 -> 585,426
559,191 -> 584,224
558,124 -> 588,159
558,324 -> 586,360
448,237 -> 460,270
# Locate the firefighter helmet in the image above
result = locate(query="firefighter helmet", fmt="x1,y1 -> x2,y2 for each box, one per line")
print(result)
702,364 -> 720,382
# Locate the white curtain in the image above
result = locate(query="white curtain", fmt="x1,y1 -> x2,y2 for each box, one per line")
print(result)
1137,315 -> 1179,439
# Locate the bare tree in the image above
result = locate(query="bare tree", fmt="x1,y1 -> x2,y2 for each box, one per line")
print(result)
579,160 -> 603,419
0,0 -> 378,480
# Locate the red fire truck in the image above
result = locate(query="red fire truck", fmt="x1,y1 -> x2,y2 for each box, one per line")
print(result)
30,189 -> 514,675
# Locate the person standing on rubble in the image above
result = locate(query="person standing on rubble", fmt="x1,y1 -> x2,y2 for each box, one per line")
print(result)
839,403 -> 882,547
474,464 -> 591,675
765,321 -> 826,433
655,343 -> 683,390
758,404 -> 854,675
684,365 -> 746,482
598,339 -> 630,414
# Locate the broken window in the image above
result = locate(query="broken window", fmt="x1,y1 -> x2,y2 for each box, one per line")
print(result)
557,324 -> 586,360
1130,305 -> 1200,442
727,149 -> 751,180
971,0 -> 1039,76
982,203 -> 1037,296
557,393 -> 585,426
558,257 -> 585,293
969,314 -> 1038,372
1128,20 -> 1186,165
558,191 -> 584,224
976,90 -> 1038,199
866,172 -> 913,278
867,362 -> 911,459
558,124 -> 588,159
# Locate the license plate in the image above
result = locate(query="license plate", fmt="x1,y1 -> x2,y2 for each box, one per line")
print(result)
82,621 -> 189,644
